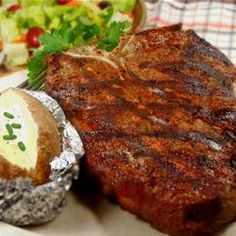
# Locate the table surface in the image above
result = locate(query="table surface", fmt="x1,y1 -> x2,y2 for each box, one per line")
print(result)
1,191 -> 236,236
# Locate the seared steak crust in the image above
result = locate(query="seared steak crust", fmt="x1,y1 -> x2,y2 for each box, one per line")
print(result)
45,26 -> 236,236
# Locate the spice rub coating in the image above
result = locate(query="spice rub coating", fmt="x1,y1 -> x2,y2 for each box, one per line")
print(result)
45,26 -> 236,236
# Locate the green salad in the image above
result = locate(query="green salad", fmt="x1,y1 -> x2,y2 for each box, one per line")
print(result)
0,0 -> 136,76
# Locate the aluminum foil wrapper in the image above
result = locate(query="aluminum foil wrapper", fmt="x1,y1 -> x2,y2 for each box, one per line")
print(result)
0,91 -> 84,226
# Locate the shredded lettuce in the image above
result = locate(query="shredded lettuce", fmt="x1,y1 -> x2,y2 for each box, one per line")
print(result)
81,1 -> 103,25
1,0 -> 17,7
48,17 -> 61,30
63,7 -> 86,22
0,18 -> 20,42
43,6 -> 71,20
110,0 -> 137,13
18,0 -> 56,7
0,8 -> 7,21
16,6 -> 46,30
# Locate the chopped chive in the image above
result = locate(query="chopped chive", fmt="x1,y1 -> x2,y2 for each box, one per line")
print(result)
3,135 -> 17,140
11,123 -> 22,129
4,112 -> 14,119
18,142 -> 26,151
5,124 -> 13,135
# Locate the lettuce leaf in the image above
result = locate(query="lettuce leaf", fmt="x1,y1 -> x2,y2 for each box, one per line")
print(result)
110,0 -> 136,13
18,0 -> 56,7
0,18 -> 20,42
17,6 -> 46,29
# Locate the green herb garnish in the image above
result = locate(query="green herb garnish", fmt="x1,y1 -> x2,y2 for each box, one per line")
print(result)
5,124 -> 13,135
4,112 -> 14,119
98,21 -> 131,52
3,135 -> 17,140
28,17 -> 131,85
18,142 -> 26,152
100,6 -> 114,26
11,123 -> 22,129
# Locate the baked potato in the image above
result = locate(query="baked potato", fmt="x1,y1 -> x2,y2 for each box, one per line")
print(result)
0,88 -> 60,185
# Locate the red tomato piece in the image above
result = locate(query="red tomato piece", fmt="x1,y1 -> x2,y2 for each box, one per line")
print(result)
7,4 -> 21,12
26,27 -> 44,48
57,0 -> 72,5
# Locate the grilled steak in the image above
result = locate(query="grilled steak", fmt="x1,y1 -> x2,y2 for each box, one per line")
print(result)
45,26 -> 236,236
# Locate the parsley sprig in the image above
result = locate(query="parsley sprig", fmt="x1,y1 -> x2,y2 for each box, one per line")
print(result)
28,19 -> 131,85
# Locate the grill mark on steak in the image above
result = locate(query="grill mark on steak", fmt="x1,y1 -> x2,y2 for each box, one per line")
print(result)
127,74 -> 234,129
82,130 -> 205,182
139,60 -> 231,95
129,69 -> 211,97
144,130 -> 224,151
84,131 -> 226,190
184,59 -> 232,89
83,131 -> 164,161
45,26 -> 236,236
